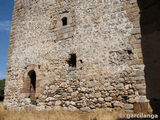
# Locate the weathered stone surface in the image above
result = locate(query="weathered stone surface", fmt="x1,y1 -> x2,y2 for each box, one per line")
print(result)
25,98 -> 31,105
113,101 -> 123,107
124,104 -> 134,110
136,96 -> 148,103
55,100 -> 61,106
105,102 -> 112,107
95,92 -> 101,98
105,97 -> 113,102
71,92 -> 78,98
128,98 -> 136,103
67,87 -> 73,93
70,101 -> 76,106
80,107 -> 91,112
98,98 -> 104,103
68,105 -> 77,111
4,0 -> 147,112
115,83 -> 124,90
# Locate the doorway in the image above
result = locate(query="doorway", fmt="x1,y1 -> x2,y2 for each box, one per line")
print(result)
28,70 -> 36,105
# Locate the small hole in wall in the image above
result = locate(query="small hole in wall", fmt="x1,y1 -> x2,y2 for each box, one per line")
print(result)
62,17 -> 68,26
38,65 -> 41,69
67,54 -> 77,67
80,60 -> 83,64
122,95 -> 129,101
127,50 -> 133,55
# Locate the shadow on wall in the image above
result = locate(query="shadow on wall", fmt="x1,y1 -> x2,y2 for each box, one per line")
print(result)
137,0 -> 160,116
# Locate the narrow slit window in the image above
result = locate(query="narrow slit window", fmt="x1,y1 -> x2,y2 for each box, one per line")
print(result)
62,17 -> 68,26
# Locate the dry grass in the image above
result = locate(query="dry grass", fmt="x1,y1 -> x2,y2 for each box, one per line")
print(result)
0,102 -> 124,120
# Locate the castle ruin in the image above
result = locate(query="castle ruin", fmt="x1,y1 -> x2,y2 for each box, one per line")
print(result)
4,0 -> 158,111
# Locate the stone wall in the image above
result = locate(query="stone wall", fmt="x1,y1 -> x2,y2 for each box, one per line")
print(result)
4,0 -> 147,111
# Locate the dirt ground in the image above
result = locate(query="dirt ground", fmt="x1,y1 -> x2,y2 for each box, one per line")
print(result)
0,102 -> 125,120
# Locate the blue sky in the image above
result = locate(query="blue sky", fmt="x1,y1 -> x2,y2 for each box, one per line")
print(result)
0,0 -> 14,80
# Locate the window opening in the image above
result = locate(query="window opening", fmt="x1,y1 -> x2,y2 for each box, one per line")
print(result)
28,70 -> 36,105
62,17 -> 68,26
67,54 -> 77,67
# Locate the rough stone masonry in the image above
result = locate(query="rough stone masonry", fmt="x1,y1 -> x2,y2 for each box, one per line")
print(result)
4,0 -> 147,111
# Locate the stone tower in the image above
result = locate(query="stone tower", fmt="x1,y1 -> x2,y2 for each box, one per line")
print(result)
4,0 -> 147,111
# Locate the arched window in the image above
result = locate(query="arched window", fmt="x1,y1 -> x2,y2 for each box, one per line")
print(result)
62,17 -> 68,26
